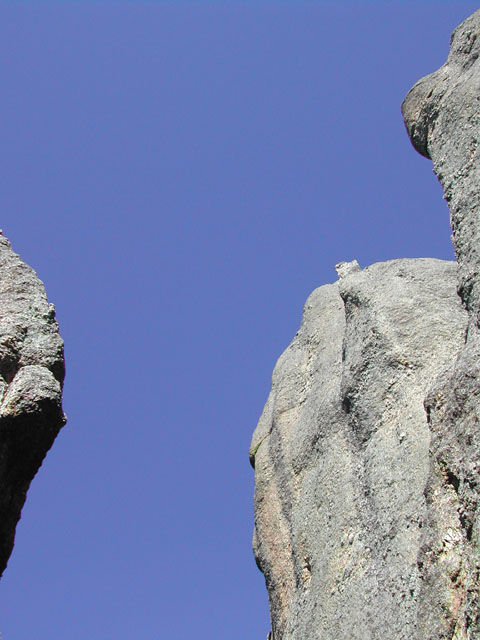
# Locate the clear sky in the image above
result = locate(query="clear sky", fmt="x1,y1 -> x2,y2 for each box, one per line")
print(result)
0,2 -> 477,639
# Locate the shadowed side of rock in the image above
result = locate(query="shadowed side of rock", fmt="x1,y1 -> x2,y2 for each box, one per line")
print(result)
251,259 -> 467,639
0,235 -> 65,576
402,9 -> 480,318
402,10 -> 480,637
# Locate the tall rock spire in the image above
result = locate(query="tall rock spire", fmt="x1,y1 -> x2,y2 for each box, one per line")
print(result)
252,9 -> 480,638
0,235 -> 65,577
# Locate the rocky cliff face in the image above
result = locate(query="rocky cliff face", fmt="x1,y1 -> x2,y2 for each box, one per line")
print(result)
0,234 -> 65,577
401,9 -> 480,638
252,9 -> 480,639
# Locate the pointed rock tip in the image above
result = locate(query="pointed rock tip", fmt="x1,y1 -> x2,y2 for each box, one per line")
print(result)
335,260 -> 361,279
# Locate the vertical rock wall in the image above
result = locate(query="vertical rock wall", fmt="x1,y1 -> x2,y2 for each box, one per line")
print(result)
252,9 -> 480,639
251,260 -> 467,639
402,9 -> 480,638
0,235 -> 65,576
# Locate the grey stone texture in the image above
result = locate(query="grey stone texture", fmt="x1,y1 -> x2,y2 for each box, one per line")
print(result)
251,260 -> 467,639
402,9 -> 480,638
252,9 -> 480,638
402,8 -> 480,320
0,234 -> 65,576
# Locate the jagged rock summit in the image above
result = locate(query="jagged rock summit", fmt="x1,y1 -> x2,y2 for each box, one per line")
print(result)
0,234 -> 65,577
252,9 -> 480,639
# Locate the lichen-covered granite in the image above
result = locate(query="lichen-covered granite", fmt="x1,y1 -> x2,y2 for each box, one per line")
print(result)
0,234 -> 65,576
252,9 -> 480,639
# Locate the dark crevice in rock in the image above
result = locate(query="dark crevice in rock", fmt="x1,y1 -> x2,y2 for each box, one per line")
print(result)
446,470 -> 460,494
341,395 -> 352,414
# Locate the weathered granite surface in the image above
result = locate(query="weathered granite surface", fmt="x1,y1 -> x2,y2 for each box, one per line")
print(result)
251,259 -> 467,639
252,9 -> 480,639
0,234 -> 65,576
401,9 -> 480,638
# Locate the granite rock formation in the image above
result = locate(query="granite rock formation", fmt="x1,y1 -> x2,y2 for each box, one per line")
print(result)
251,259 -> 467,639
0,234 -> 65,577
402,9 -> 480,638
252,9 -> 480,639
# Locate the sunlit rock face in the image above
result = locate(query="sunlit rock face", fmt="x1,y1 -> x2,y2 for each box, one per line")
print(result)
251,259 -> 467,639
0,234 -> 65,576
252,9 -> 480,639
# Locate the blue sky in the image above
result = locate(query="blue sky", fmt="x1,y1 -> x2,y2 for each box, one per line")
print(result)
0,2 -> 477,639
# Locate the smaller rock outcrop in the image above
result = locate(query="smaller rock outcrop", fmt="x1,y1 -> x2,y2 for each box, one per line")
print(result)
0,234 -> 65,576
402,9 -> 480,320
